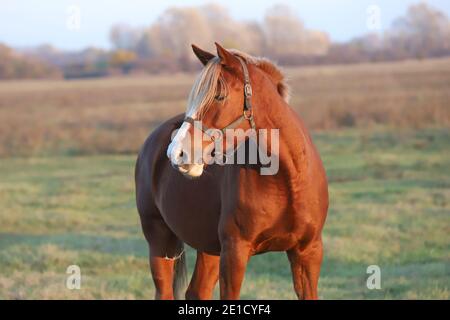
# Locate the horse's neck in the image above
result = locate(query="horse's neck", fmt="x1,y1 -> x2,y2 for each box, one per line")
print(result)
263,101 -> 310,181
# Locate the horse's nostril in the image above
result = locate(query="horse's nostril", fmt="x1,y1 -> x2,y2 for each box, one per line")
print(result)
179,150 -> 184,158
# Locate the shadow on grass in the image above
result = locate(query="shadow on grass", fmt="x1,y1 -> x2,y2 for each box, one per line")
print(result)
1,232 -> 368,281
0,232 -> 372,275
0,233 -> 148,257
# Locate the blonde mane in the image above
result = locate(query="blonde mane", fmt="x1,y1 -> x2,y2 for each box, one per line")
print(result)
186,57 -> 226,119
186,51 -> 290,119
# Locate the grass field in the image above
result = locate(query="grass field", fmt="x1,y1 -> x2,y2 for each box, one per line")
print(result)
0,58 -> 449,299
0,128 -> 448,299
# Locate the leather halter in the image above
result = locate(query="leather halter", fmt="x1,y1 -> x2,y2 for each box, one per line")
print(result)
184,56 -> 256,139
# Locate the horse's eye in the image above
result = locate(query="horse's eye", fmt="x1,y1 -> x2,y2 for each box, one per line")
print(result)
215,95 -> 226,102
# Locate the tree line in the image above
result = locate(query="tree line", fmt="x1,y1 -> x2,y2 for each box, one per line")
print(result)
1,2 -> 449,79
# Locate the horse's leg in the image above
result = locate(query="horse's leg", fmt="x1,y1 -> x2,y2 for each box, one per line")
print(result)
219,239 -> 251,299
286,239 -> 323,300
149,255 -> 176,300
141,210 -> 184,300
185,251 -> 220,300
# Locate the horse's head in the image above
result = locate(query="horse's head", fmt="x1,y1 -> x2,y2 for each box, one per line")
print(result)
167,43 -> 289,179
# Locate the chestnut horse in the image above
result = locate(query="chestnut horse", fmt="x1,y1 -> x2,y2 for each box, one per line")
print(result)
135,43 -> 328,300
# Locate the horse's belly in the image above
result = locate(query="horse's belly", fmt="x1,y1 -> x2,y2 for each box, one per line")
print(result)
158,171 -> 222,254
165,208 -> 221,254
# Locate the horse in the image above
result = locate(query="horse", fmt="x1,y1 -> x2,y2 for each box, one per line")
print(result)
135,43 -> 328,300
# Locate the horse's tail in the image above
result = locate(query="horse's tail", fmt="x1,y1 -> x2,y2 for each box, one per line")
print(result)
173,248 -> 187,300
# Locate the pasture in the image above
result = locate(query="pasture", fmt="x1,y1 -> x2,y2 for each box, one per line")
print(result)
0,58 -> 449,299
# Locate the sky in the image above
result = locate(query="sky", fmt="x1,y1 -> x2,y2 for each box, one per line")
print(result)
1,0 -> 449,50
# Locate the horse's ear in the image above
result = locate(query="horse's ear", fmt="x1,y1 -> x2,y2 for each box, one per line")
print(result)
192,44 -> 215,66
215,42 -> 240,70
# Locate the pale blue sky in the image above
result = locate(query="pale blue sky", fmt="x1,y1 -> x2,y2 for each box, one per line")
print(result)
1,0 -> 449,50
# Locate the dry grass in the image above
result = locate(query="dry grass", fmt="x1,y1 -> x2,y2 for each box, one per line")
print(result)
0,58 -> 449,157
288,57 -> 450,129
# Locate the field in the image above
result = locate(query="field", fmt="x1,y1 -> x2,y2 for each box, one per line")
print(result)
0,58 -> 449,299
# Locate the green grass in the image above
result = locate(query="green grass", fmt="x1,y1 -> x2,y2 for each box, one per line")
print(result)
0,127 -> 449,299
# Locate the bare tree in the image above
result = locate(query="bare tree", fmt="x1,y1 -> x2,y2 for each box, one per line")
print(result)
155,7 -> 214,68
198,3 -> 264,54
263,5 -> 330,59
388,3 -> 450,58
110,24 -> 142,50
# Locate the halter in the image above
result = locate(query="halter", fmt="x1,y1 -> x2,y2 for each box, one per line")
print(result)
184,56 -> 256,140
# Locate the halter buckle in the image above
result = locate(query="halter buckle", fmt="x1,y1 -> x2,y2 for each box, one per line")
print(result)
243,109 -> 253,120
244,84 -> 252,98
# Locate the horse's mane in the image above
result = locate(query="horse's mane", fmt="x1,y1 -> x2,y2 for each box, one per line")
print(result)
186,50 -> 290,119
228,49 -> 290,103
